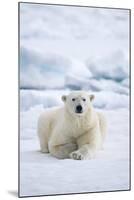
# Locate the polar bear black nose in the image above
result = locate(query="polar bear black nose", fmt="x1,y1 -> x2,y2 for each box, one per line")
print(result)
76,105 -> 83,113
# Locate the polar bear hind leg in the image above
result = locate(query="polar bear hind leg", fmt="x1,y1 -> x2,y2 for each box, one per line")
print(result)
37,115 -> 49,153
97,112 -> 107,148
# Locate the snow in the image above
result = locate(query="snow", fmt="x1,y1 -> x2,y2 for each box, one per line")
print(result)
20,106 -> 130,196
20,3 -> 129,92
86,50 -> 129,81
93,91 -> 129,109
19,2 -> 130,197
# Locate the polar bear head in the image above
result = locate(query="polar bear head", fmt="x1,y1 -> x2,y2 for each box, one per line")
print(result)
62,91 -> 95,116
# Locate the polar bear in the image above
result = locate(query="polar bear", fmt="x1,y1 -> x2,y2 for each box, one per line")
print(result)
37,91 -> 107,160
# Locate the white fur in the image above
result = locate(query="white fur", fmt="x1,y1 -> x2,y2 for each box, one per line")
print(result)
37,91 -> 107,160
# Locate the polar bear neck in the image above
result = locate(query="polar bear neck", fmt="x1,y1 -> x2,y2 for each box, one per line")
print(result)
64,106 -> 96,133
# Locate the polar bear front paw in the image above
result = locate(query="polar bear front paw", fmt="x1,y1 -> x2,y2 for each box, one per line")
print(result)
70,150 -> 84,160
70,149 -> 96,160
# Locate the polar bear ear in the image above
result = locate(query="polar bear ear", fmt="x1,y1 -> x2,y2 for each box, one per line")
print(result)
89,94 -> 95,101
61,95 -> 67,102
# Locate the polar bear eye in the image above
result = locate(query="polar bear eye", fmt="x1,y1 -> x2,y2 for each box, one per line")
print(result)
72,98 -> 75,101
82,98 -> 86,101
